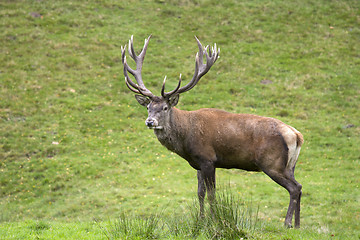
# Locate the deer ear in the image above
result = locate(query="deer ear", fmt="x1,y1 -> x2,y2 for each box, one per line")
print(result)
135,95 -> 150,107
168,94 -> 179,107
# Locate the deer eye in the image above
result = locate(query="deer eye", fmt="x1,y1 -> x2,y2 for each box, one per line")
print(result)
163,106 -> 168,111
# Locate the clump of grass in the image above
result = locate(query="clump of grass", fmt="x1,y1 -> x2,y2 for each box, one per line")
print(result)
28,220 -> 51,232
98,188 -> 259,239
205,189 -> 259,239
96,212 -> 161,239
184,186 -> 259,239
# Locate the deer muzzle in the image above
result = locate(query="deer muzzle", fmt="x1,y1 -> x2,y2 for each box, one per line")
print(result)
145,118 -> 163,130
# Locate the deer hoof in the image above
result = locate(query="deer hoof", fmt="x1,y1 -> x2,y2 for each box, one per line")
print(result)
284,223 -> 293,229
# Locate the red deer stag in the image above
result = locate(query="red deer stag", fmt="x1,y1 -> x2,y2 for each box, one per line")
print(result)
121,35 -> 304,228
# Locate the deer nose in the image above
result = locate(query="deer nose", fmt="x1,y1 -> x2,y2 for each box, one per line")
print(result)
145,119 -> 155,127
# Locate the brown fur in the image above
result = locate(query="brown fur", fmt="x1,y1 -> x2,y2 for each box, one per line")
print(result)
155,108 -> 302,172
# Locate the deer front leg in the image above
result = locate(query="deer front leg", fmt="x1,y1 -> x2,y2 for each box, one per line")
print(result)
197,170 -> 206,216
199,163 -> 216,212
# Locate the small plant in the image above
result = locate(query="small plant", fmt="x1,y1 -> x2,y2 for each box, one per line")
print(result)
97,212 -> 161,239
28,220 -> 51,232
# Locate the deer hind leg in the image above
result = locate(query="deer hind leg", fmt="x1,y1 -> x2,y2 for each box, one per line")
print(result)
285,173 -> 302,228
262,167 -> 302,228
294,185 -> 302,228
292,166 -> 302,228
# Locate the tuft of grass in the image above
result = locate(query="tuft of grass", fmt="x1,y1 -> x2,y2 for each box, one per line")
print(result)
97,187 -> 259,239
28,220 -> 51,232
205,189 -> 259,239
97,213 -> 161,240
185,186 -> 259,239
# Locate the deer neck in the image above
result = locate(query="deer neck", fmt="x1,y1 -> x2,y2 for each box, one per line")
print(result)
153,107 -> 188,155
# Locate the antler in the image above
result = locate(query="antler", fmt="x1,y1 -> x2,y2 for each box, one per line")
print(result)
121,35 -> 154,98
161,36 -> 220,99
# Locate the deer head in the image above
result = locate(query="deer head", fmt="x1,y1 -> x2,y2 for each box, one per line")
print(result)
121,35 -> 219,129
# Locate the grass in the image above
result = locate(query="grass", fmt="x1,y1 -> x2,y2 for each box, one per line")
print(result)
1,188 -> 351,239
1,0 -> 359,239
96,187 -> 260,239
0,220 -> 104,240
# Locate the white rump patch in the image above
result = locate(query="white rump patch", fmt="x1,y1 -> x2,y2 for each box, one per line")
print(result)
280,125 -> 302,170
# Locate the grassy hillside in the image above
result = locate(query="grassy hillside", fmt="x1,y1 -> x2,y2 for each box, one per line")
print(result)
1,0 -> 359,238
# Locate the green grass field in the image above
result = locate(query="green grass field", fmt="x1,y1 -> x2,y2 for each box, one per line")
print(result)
1,0 -> 359,239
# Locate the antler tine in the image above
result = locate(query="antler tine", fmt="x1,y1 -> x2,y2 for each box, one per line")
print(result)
121,53 -> 138,90
121,35 -> 154,98
161,74 -> 182,99
128,35 -> 136,59
196,36 -> 205,66
124,77 -> 141,94
161,76 -> 167,98
125,77 -> 152,97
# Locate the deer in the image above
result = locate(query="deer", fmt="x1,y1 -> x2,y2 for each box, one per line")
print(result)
120,35 -> 304,228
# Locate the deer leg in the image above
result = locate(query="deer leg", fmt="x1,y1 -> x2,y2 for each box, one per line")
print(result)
202,165 -> 216,203
284,192 -> 296,228
197,170 -> 206,216
199,163 -> 216,216
284,178 -> 302,228
262,168 -> 301,228
294,189 -> 302,228
291,166 -> 302,228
